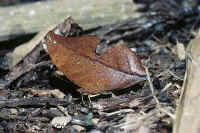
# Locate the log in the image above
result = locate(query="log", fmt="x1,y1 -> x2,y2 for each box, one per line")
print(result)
0,0 -> 140,41
173,33 -> 200,133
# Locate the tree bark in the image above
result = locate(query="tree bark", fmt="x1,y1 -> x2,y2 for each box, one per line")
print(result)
173,34 -> 200,133
0,0 -> 140,41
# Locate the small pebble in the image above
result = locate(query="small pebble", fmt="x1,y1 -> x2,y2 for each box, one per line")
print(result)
72,125 -> 85,132
88,129 -> 103,133
51,116 -> 72,129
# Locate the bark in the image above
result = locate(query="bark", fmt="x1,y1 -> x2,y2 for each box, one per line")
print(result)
173,34 -> 200,133
0,0 -> 140,41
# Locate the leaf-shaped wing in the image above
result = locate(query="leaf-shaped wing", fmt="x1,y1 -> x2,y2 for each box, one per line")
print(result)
46,31 -> 146,94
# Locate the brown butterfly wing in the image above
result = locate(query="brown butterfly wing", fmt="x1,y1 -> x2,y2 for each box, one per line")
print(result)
46,32 -> 146,94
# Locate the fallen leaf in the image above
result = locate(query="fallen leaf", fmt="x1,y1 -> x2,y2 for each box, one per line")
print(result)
46,31 -> 146,94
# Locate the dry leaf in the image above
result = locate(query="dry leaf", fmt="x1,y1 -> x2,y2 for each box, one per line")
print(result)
46,31 -> 146,94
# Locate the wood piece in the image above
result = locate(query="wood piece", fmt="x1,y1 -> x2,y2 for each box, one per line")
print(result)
0,0 -> 140,41
173,34 -> 200,133
0,97 -> 70,109
2,17 -> 83,90
6,24 -> 57,67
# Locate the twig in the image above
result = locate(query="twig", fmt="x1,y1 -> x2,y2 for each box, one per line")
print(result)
0,97 -> 70,109
161,82 -> 172,93
145,67 -> 160,105
168,70 -> 183,81
145,67 -> 175,120
2,61 -> 52,89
